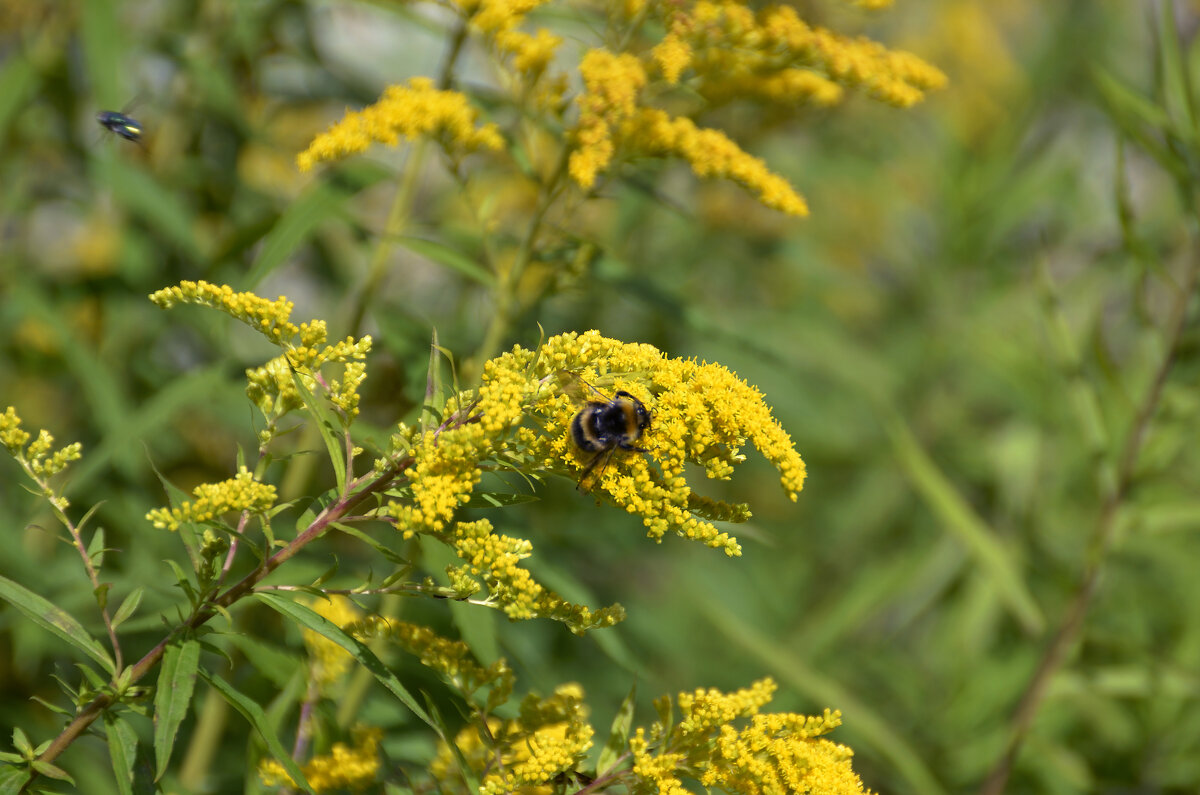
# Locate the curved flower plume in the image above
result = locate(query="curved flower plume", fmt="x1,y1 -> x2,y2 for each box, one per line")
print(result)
150,280 -> 372,424
384,330 -> 805,631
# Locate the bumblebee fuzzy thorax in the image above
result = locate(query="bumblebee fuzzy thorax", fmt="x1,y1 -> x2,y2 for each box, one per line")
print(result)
571,391 -> 651,453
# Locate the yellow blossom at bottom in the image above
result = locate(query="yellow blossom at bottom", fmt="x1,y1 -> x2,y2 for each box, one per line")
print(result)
259,726 -> 382,793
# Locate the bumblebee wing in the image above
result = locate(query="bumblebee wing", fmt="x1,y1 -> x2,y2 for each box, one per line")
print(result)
576,447 -> 615,493
555,369 -> 611,403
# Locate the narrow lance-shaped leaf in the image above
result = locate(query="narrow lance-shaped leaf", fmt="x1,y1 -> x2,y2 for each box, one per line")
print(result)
199,669 -> 310,792
104,712 -> 138,795
597,682 -> 636,777
0,575 -> 115,674
253,592 -> 443,736
154,638 -> 201,781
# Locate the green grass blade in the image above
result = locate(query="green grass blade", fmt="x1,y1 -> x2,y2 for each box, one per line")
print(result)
246,181 -> 346,287
884,412 -> 1044,633
0,575 -> 115,674
392,235 -> 495,286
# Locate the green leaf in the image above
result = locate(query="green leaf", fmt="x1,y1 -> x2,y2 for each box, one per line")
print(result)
0,575 -> 116,674
87,526 -> 106,569
111,588 -> 146,630
104,712 -> 138,795
0,765 -> 32,795
391,235 -> 495,286
883,412 -> 1044,634
246,181 -> 345,287
199,670 -> 310,792
10,729 -> 31,757
289,367 -> 347,495
1155,0 -> 1197,139
153,638 -> 201,781
0,55 -> 38,139
597,683 -> 636,776
30,759 -> 74,784
93,157 -> 201,259
1092,66 -> 1190,182
253,592 -> 443,736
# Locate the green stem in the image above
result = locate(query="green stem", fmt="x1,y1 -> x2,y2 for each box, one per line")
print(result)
469,145 -> 572,381
978,242 -> 1200,795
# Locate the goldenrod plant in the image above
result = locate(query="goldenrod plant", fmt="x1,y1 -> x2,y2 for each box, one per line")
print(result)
0,1 -> 949,791
6,0 -> 1200,793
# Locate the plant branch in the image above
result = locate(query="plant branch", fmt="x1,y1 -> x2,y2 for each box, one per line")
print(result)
978,247 -> 1199,795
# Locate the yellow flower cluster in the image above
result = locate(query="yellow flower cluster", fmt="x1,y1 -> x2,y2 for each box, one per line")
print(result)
702,711 -> 866,795
517,330 -> 807,556
0,407 -> 82,480
677,678 -> 778,735
450,518 -> 626,630
351,616 -> 514,708
649,2 -> 945,109
563,1 -> 944,215
569,50 -> 648,189
631,678 -> 870,795
151,281 -> 372,422
259,725 -> 382,793
456,0 -> 553,34
149,281 -> 299,345
145,467 -> 277,532
624,108 -> 809,215
304,596 -> 361,689
383,330 -> 802,626
296,78 -> 504,171
429,684 -> 594,795
426,676 -> 868,795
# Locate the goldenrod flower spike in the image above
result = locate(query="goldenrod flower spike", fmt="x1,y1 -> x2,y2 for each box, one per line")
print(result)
145,467 -> 277,532
296,77 -> 504,172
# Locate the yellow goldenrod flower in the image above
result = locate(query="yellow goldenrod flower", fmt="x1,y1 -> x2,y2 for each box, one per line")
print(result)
429,684 -> 594,795
351,617 -> 515,707
1,408 -> 82,510
632,679 -> 872,795
145,467 -> 277,532
152,281 -> 372,423
652,32 -> 693,84
304,596 -> 361,689
384,330 -> 803,629
0,406 -> 31,454
149,280 -> 299,345
259,725 -> 382,793
460,0 -> 553,33
622,108 -> 809,216
296,78 -> 504,172
568,49 -> 648,188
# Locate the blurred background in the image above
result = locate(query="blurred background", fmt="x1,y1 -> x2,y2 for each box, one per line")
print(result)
2,1 -> 1199,793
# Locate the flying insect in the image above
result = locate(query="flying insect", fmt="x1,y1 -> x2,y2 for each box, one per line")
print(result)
96,109 -> 144,144
567,378 -> 652,493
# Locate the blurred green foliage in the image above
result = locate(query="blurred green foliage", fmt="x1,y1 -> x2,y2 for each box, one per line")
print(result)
2,1 -> 1200,793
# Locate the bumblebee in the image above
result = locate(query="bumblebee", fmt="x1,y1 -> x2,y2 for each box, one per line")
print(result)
96,110 -> 143,144
570,385 -> 651,493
